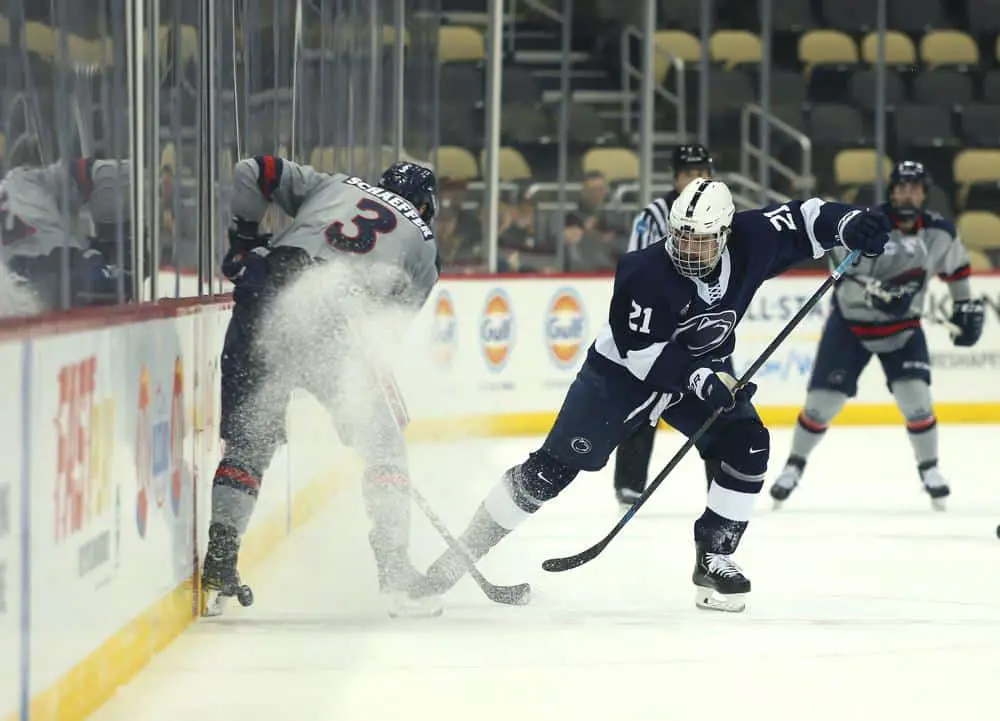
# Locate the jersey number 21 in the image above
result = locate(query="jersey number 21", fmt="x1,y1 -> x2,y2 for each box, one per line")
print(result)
325,198 -> 397,254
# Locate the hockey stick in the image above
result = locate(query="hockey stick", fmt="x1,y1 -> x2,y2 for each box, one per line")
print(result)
542,249 -> 862,573
366,336 -> 531,604
409,484 -> 532,605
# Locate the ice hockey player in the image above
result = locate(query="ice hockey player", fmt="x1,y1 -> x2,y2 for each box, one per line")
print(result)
615,144 -> 715,509
769,161 -> 984,510
0,139 -> 134,311
409,179 -> 892,613
202,155 -> 441,618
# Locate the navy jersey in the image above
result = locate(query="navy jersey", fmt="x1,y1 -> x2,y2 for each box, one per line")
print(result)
589,197 -> 863,394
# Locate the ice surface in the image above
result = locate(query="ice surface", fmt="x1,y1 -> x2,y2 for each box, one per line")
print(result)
88,426 -> 1000,721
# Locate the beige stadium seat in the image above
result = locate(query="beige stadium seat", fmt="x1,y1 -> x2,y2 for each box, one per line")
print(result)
382,25 -> 411,47
710,30 -> 761,69
0,15 -> 9,45
834,149 -> 893,187
953,149 -> 1000,208
653,30 -> 701,83
920,30 -> 979,66
25,21 -> 55,58
967,248 -> 995,271
436,146 -> 479,181
439,26 -> 485,63
481,147 -> 532,182
957,211 -> 1000,252
860,31 -> 917,65
582,147 -> 639,183
799,30 -> 858,74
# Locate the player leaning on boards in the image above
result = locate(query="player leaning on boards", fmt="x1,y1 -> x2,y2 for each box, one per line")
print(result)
613,144 -> 716,510
202,155 -> 442,619
769,161 -> 985,511
409,179 -> 892,613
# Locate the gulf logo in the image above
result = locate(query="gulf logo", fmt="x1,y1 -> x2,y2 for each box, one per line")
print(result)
480,288 -> 516,371
545,288 -> 588,369
430,290 -> 458,367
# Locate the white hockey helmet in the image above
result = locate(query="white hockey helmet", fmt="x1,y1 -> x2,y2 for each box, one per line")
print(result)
666,178 -> 735,278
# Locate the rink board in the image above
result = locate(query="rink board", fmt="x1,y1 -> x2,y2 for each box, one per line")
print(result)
0,271 -> 998,721
399,272 -> 1000,440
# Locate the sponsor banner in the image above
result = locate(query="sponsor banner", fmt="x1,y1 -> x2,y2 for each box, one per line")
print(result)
401,275 -> 1000,420
0,342 -> 23,721
27,315 -> 199,695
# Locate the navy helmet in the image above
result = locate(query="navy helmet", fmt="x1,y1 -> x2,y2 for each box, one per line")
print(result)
672,144 -> 714,174
888,160 -> 931,222
890,160 -> 931,190
379,161 -> 438,223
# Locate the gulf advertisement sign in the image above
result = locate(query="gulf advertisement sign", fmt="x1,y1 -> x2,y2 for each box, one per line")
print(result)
544,287 -> 588,370
480,288 -> 515,372
430,289 -> 458,368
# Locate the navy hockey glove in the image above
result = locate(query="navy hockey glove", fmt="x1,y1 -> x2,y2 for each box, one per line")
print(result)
948,299 -> 985,347
688,368 -> 757,413
228,218 -> 270,254
841,209 -> 892,257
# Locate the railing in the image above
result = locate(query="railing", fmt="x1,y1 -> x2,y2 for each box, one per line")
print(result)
739,103 -> 814,198
620,25 -> 686,142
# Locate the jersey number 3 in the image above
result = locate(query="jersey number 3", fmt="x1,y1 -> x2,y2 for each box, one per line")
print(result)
325,198 -> 397,254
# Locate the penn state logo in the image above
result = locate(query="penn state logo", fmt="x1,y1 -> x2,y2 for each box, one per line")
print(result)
672,309 -> 738,356
545,288 -> 587,370
570,437 -> 593,454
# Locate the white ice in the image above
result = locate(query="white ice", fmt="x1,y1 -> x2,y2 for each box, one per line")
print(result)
88,426 -> 1000,721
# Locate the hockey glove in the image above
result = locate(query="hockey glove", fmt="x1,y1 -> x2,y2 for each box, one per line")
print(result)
228,218 -> 271,254
949,299 -> 985,347
841,209 -> 893,257
688,368 -> 757,413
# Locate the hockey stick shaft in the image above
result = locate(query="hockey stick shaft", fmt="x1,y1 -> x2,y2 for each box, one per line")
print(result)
360,333 -> 530,604
542,249 -> 861,572
409,484 -> 531,605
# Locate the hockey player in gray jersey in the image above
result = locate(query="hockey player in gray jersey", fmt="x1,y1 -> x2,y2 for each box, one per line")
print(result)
769,161 -> 985,510
0,154 -> 132,310
202,155 -> 441,618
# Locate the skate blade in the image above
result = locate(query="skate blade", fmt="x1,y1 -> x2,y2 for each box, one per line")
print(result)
931,497 -> 947,511
771,498 -> 785,510
384,591 -> 443,619
694,586 -> 747,613
201,589 -> 229,617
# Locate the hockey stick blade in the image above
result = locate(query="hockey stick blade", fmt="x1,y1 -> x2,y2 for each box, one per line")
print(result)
542,249 -> 860,573
410,486 -> 531,605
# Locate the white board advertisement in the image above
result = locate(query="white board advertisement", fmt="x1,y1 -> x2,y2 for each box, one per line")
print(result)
401,273 -> 1000,422
0,342 -> 24,721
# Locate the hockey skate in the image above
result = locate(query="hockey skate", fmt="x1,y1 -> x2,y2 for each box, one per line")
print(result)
769,459 -> 804,508
376,550 -> 443,619
615,487 -> 643,512
692,543 -> 750,613
201,523 -> 254,617
919,464 -> 950,511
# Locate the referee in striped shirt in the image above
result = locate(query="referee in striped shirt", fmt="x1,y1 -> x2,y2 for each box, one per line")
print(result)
613,143 -> 716,509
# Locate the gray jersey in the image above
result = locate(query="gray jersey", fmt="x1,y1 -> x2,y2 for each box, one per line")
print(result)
0,159 -> 130,261
229,156 -> 438,310
829,209 -> 972,353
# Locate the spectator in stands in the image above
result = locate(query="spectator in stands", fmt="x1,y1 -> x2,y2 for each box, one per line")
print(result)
574,170 -> 627,266
437,204 -> 484,273
563,211 -> 616,271
439,177 -> 481,247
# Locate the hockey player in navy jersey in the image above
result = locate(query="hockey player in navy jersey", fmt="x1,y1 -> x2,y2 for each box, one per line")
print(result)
769,161 -> 984,510
613,144 -> 715,509
409,179 -> 891,613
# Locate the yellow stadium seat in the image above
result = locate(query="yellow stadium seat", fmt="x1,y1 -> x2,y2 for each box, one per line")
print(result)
957,211 -> 1000,252
920,30 -> 979,66
710,30 -> 761,69
799,30 -> 858,75
439,26 -> 485,63
481,147 -> 532,182
834,149 -> 893,186
582,147 -> 640,183
436,146 -> 479,181
861,31 -> 917,65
